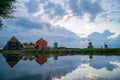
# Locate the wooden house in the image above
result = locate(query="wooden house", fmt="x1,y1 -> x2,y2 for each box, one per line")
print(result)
34,38 -> 47,50
3,36 -> 23,50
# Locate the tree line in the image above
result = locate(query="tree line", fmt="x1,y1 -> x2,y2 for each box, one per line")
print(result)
0,0 -> 16,28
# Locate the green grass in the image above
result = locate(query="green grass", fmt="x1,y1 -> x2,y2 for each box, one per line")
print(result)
1,48 -> 120,56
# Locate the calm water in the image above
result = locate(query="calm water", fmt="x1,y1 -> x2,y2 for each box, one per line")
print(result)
0,53 -> 120,80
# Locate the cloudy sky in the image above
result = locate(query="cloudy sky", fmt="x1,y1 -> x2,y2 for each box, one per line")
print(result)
0,0 -> 120,48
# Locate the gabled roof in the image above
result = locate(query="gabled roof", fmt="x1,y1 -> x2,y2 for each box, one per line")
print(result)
8,36 -> 20,42
36,38 -> 47,43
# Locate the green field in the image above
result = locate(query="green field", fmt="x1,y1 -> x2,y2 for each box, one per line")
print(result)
1,48 -> 120,56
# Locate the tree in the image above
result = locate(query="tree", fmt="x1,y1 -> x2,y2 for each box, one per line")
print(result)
23,42 -> 34,46
23,42 -> 29,45
29,42 -> 34,46
0,0 -> 16,28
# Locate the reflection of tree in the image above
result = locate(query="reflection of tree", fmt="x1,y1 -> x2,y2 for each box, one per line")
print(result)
2,53 -> 23,68
89,56 -> 118,71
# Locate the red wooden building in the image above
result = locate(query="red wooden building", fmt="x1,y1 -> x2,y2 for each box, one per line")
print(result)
35,38 -> 47,50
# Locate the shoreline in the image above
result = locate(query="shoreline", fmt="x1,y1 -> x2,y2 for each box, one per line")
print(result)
1,48 -> 120,56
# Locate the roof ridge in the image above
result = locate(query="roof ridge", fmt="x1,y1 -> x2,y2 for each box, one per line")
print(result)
8,36 -> 20,42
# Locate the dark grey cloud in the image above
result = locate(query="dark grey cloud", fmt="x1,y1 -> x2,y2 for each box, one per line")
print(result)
25,0 -> 39,13
89,30 -> 114,39
69,0 -> 104,21
39,0 -> 48,4
24,0 -> 104,21
88,30 -> 120,48
25,0 -> 66,18
44,2 -> 65,18
109,35 -> 120,48
0,18 -> 82,48
4,17 -> 45,29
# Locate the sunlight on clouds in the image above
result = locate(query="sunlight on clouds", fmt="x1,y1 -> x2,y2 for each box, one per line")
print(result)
18,0 -> 120,39
86,73 -> 103,80
33,3 -> 45,17
62,12 -> 73,21
52,77 -> 64,80
49,12 -> 73,27
49,13 -> 99,38
52,63 -> 120,80
110,61 -> 120,67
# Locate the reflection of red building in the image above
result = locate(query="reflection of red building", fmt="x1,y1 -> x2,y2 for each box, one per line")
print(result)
35,38 -> 47,50
35,54 -> 47,65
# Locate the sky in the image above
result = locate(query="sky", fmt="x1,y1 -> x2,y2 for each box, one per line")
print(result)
0,0 -> 120,48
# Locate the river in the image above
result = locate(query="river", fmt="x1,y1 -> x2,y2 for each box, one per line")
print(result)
0,53 -> 120,80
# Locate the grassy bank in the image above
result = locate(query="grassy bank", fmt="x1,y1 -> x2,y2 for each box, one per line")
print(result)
1,48 -> 120,56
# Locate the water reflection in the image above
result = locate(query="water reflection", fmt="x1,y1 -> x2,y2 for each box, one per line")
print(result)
89,56 -> 118,71
53,55 -> 58,60
23,54 -> 35,61
0,53 -> 120,80
35,54 -> 48,65
89,55 -> 93,60
2,54 -> 23,68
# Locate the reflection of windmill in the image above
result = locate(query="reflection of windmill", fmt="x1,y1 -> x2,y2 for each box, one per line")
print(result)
88,55 -> 93,62
53,55 -> 58,64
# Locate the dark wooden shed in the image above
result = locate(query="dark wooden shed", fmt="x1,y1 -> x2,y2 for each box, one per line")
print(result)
3,36 -> 23,50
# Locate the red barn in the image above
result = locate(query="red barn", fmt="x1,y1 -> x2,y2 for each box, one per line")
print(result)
35,38 -> 47,50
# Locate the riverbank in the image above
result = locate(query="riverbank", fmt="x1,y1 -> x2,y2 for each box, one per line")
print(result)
1,48 -> 120,55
